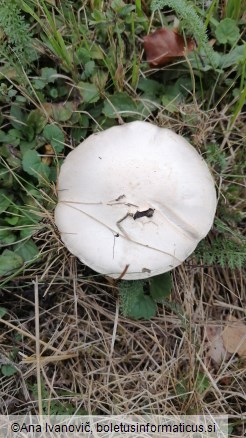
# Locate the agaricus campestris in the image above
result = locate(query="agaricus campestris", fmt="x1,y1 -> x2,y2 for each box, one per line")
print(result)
55,121 -> 217,279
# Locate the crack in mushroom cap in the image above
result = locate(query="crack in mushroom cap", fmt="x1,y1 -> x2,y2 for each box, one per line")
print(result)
55,121 -> 217,279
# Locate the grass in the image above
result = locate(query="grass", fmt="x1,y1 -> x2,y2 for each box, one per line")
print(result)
0,0 -> 245,435
1,265 -> 245,419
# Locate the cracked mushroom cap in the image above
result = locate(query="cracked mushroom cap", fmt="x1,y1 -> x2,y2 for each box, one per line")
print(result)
55,121 -> 217,279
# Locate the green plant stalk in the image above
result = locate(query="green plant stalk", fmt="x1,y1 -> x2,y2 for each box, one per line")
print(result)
228,43 -> 246,128
66,6 -> 81,45
20,0 -> 74,74
229,85 -> 246,128
225,0 -> 244,22
203,0 -> 218,30
0,254 -> 40,288
39,0 -> 73,71
131,12 -> 139,89
99,46 -> 118,89
135,0 -> 142,17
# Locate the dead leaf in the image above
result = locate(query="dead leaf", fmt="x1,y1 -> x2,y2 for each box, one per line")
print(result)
143,28 -> 195,67
204,325 -> 228,365
219,376 -> 232,386
41,144 -> 54,166
222,315 -> 246,358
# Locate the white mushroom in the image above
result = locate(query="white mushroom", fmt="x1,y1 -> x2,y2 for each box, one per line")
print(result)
55,121 -> 217,279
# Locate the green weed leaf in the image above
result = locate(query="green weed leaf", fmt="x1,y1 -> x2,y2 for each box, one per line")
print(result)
14,239 -> 39,262
195,372 -> 210,394
22,150 -> 50,181
103,92 -> 137,118
0,307 -> 7,318
1,364 -> 17,377
27,110 -> 46,135
149,272 -> 172,302
47,102 -> 74,122
218,44 -> 246,69
43,124 -> 65,152
0,165 -> 13,188
33,78 -> 46,90
0,189 -> 13,214
0,250 -> 23,276
0,227 -> 16,245
10,105 -> 25,130
78,81 -> 100,103
215,18 -> 240,45
119,280 -> 157,320
5,206 -> 19,225
82,61 -> 95,79
52,105 -> 72,122
41,67 -> 57,83
0,129 -> 21,146
128,293 -> 157,320
176,379 -> 188,400
137,78 -> 165,97
20,140 -> 36,154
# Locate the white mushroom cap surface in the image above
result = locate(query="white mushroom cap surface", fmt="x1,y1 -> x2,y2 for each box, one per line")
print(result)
55,121 -> 217,279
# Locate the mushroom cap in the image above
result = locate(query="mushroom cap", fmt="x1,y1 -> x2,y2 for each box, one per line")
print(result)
55,121 -> 217,279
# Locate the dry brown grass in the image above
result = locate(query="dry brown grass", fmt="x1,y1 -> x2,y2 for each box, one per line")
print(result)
0,247 -> 245,427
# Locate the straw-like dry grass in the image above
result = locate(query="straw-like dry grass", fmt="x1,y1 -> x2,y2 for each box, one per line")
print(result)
1,235 -> 245,434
